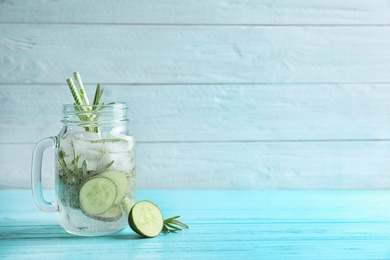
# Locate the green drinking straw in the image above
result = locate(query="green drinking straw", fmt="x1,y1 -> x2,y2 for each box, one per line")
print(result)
66,77 -> 96,131
73,72 -> 90,105
66,78 -> 83,106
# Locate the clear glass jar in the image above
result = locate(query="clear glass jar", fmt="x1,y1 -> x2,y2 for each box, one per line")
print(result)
32,103 -> 136,237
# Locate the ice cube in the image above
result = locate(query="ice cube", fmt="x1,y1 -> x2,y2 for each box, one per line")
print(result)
98,132 -> 135,153
58,131 -> 135,174
59,132 -> 104,170
99,151 -> 135,174
74,131 -> 102,141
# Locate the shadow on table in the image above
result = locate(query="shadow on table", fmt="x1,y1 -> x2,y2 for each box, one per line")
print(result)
0,224 -> 141,240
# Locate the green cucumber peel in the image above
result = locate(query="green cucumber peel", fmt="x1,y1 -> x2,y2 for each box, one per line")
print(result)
128,201 -> 189,238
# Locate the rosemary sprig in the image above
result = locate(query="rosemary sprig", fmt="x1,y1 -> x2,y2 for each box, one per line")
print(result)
58,145 -> 115,185
162,216 -> 189,233
90,138 -> 123,144
66,73 -> 109,132
92,83 -> 104,109
95,160 -> 115,175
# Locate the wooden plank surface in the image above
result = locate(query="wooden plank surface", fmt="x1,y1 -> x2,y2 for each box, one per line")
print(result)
2,1 -> 390,190
1,190 -> 390,259
1,25 -> 390,84
1,0 -> 390,25
3,141 -> 390,189
2,84 -> 390,143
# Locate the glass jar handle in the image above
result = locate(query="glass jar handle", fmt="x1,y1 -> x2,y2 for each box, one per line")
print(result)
31,136 -> 58,212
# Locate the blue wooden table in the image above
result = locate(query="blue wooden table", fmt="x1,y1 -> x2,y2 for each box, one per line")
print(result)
1,190 -> 390,259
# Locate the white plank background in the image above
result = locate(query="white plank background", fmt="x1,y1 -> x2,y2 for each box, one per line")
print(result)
1,0 -> 390,189
1,0 -> 390,25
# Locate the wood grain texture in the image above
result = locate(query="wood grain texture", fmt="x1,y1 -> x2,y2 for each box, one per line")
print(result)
2,84 -> 390,143
1,25 -> 390,84
2,141 -> 390,189
1,190 -> 390,259
1,1 -> 390,190
1,0 -> 390,25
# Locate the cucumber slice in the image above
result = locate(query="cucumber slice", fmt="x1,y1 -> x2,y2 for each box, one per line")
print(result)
100,170 -> 129,204
79,177 -> 117,216
122,197 -> 134,216
128,200 -> 164,238
96,205 -> 123,221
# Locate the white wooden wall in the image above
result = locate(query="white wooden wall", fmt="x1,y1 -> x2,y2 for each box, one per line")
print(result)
1,1 -> 390,189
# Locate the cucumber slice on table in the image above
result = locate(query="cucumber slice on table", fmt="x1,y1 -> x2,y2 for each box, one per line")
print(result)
100,170 -> 129,204
79,177 -> 117,216
128,200 -> 164,238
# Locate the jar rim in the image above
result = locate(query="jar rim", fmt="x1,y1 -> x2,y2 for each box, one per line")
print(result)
62,102 -> 127,110
61,102 -> 128,127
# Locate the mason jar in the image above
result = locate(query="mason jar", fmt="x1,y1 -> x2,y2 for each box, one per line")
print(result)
32,102 -> 136,236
